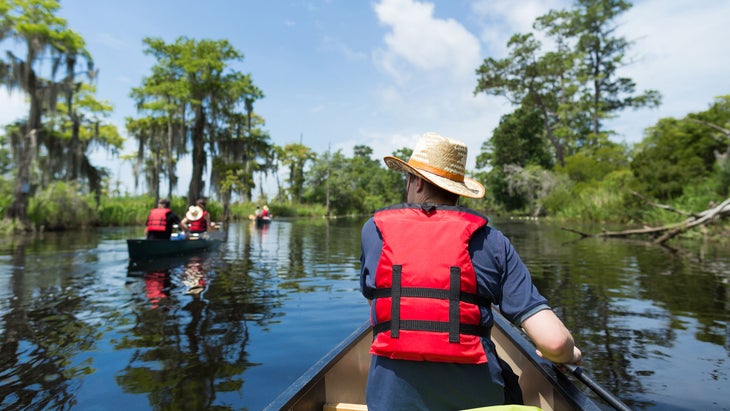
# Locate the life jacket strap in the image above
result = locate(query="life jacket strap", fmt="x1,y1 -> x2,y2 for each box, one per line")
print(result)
372,288 -> 490,307
373,320 -> 490,339
377,265 -> 489,343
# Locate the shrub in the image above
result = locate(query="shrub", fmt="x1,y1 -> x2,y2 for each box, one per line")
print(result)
28,181 -> 97,230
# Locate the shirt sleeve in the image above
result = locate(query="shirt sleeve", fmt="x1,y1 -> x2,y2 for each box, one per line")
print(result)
469,226 -> 550,325
359,217 -> 382,300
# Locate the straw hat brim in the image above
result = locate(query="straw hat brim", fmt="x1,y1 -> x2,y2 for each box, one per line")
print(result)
384,156 -> 485,199
186,206 -> 204,221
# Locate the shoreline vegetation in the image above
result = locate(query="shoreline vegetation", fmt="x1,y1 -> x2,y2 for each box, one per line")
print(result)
1,184 -> 727,244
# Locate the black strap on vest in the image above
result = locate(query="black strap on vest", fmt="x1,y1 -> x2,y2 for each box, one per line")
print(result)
390,265 -> 402,338
449,266 -> 460,342
371,288 -> 491,307
373,320 -> 490,339
377,265 -> 489,343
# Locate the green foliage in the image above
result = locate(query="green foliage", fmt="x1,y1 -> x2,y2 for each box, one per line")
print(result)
558,141 -> 628,183
27,181 -> 97,230
476,0 -> 660,172
539,0 -> 661,134
264,203 -> 327,218
281,143 -> 316,204
480,168 -> 528,212
96,195 -> 213,226
303,146 -> 403,215
631,113 -> 726,200
477,106 -> 553,170
96,195 -> 155,226
0,177 -> 12,216
2,0 -> 100,224
472,0 -> 726,227
131,36 -> 265,203
543,169 -> 633,222
713,159 -> 730,197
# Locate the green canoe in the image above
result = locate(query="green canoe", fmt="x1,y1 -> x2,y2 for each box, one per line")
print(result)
126,237 -> 222,260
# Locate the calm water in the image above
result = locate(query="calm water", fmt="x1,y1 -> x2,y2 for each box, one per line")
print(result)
0,218 -> 728,410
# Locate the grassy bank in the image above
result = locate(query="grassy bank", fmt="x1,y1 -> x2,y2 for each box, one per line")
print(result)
1,180 -> 726,241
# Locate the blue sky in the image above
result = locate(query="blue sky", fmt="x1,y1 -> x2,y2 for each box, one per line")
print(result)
2,0 -> 729,197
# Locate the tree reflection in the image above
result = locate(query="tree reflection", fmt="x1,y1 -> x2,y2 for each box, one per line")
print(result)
115,254 -> 266,410
0,237 -> 100,411
514,224 -> 729,410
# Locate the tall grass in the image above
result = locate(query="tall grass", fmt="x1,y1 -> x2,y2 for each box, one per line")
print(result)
544,170 -> 645,223
28,181 -> 97,230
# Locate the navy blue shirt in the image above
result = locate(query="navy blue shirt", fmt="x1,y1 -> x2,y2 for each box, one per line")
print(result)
360,210 -> 549,410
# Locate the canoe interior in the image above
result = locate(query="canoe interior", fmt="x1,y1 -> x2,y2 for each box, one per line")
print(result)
265,311 -> 603,411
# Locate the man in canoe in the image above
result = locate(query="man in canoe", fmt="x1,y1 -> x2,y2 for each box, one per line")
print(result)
360,132 -> 582,410
145,198 -> 185,240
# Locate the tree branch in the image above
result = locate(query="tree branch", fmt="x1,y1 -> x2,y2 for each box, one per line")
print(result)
562,197 -> 730,244
630,190 -> 699,217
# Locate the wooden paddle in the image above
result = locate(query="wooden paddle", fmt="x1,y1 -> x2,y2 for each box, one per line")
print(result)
564,364 -> 633,411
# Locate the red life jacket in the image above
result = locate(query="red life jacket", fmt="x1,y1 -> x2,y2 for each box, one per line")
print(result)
147,208 -> 170,232
370,204 -> 490,364
188,211 -> 208,233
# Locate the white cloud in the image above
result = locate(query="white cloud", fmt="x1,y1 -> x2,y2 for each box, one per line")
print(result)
605,0 -> 730,141
373,0 -> 482,80
368,0 -> 499,168
471,0 -> 565,57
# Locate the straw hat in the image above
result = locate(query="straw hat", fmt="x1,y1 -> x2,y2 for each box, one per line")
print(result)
383,132 -> 485,198
186,205 -> 204,221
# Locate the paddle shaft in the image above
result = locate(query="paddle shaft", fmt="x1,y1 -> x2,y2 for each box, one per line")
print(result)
564,364 -> 633,411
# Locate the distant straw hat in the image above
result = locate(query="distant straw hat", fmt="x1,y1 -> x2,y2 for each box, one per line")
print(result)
383,132 -> 485,198
186,205 -> 204,221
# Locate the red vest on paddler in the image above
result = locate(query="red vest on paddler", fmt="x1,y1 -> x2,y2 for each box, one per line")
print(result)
189,211 -> 208,232
370,205 -> 490,364
147,208 -> 170,232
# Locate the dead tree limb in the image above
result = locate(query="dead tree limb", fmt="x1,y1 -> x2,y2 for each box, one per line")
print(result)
653,198 -> 730,244
630,191 -> 699,218
562,197 -> 730,244
686,118 -> 730,140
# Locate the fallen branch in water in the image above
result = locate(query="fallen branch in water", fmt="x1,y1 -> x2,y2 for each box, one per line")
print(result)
629,191 -> 700,218
562,197 -> 730,245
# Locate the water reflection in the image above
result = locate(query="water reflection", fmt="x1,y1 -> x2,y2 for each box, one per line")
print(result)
0,219 -> 727,410
494,220 -> 729,410
0,238 -> 97,411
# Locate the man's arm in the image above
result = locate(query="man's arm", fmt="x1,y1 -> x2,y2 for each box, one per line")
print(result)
521,309 -> 582,364
179,217 -> 189,232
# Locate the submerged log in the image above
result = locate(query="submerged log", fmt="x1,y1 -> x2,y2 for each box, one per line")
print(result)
563,197 -> 730,245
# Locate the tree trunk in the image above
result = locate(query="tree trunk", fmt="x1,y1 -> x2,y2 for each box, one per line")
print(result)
5,68 -> 42,228
166,114 -> 175,199
188,105 -> 207,204
5,130 -> 34,227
